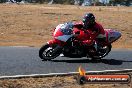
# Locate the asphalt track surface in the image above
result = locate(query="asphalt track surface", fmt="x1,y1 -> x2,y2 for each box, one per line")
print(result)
0,47 -> 132,76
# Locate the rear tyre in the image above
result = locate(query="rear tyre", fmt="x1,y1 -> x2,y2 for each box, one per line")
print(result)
90,44 -> 112,60
39,44 -> 61,61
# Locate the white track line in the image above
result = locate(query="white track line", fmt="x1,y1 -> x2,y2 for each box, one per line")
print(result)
0,69 -> 132,79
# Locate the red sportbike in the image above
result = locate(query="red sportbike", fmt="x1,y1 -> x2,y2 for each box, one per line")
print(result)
39,22 -> 121,61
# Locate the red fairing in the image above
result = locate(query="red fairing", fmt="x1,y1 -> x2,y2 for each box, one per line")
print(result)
47,39 -> 65,46
53,28 -> 63,37
47,39 -> 57,45
53,24 -> 64,38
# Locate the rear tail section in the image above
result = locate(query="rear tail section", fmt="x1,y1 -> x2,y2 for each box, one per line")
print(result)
105,29 -> 121,44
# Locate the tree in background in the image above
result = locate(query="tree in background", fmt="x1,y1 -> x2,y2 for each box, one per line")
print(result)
0,0 -> 131,6
0,0 -> 6,3
109,0 -> 131,6
35,0 -> 75,4
125,0 -> 131,6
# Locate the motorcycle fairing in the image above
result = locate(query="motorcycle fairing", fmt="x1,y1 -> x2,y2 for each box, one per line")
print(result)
47,39 -> 65,46
53,22 -> 74,42
55,35 -> 73,42
105,29 -> 121,44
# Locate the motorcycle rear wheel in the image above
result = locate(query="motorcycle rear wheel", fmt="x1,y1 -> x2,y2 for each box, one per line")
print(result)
39,44 -> 61,61
89,44 -> 112,60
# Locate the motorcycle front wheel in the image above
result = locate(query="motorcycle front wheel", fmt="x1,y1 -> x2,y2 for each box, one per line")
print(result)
39,44 -> 61,61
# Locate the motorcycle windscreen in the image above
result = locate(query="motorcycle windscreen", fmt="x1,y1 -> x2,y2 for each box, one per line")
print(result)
60,22 -> 74,35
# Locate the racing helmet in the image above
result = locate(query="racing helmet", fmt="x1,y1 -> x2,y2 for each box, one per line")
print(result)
82,13 -> 95,29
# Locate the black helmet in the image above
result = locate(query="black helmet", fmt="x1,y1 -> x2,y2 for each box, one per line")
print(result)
82,13 -> 95,29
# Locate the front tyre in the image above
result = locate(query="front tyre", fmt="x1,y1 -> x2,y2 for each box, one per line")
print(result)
39,44 -> 61,61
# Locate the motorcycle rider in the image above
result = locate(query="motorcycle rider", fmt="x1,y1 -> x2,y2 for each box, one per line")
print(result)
73,13 -> 106,51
